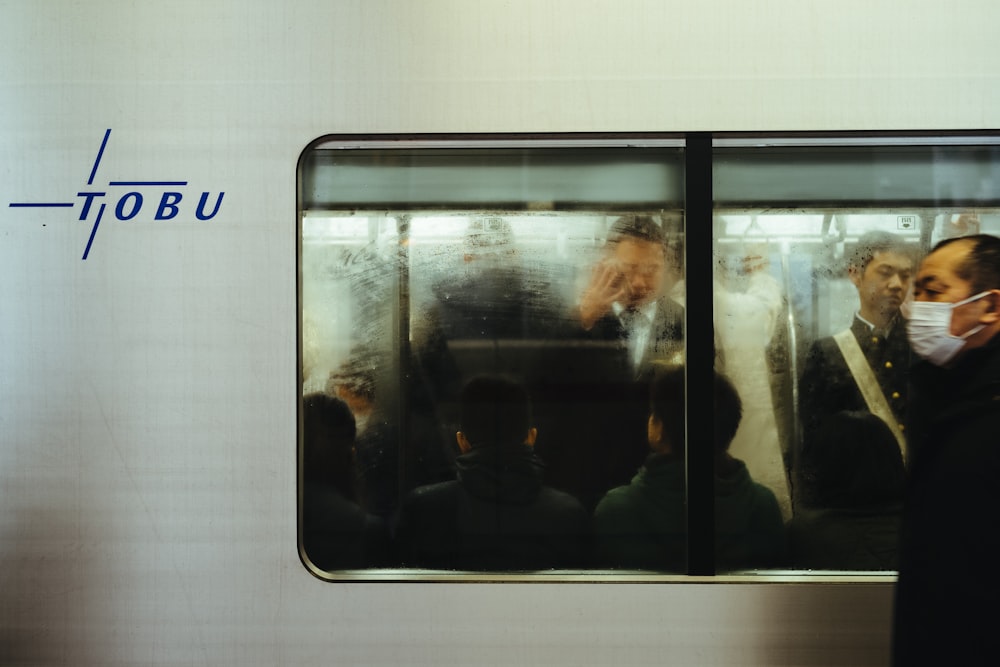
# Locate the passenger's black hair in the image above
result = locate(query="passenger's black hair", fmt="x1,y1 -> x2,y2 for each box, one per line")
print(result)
932,233 -> 1000,295
459,375 -> 532,449
848,231 -> 913,272
649,366 -> 742,456
302,393 -> 357,498
607,214 -> 665,248
798,411 -> 904,509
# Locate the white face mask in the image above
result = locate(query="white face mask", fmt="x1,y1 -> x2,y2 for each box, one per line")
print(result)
906,291 -> 991,365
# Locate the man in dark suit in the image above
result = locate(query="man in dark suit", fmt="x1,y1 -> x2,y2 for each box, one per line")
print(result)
575,214 -> 685,378
534,215 -> 685,509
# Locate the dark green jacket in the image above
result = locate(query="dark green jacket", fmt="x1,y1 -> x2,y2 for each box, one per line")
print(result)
594,454 -> 786,571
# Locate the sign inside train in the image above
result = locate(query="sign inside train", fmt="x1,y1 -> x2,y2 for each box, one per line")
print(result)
7,129 -> 225,260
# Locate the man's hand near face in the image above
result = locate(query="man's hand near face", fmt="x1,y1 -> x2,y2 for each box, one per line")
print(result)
579,260 -> 627,330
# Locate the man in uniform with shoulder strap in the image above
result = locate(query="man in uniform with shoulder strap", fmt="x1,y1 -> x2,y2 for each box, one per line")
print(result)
797,232 -> 915,505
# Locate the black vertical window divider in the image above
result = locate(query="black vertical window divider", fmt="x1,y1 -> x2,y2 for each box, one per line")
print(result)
684,133 -> 716,576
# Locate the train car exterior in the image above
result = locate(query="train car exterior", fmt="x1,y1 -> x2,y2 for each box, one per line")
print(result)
3,2 -> 1000,665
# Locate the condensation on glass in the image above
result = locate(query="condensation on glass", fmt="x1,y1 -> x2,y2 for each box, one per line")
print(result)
299,135 -> 1000,579
712,140 -> 1000,572
298,140 -> 688,576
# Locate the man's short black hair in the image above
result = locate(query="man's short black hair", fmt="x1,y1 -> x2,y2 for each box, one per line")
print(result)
302,393 -> 357,495
848,231 -> 913,272
933,233 -> 1000,295
608,214 -> 666,248
650,367 -> 742,455
460,375 -> 532,449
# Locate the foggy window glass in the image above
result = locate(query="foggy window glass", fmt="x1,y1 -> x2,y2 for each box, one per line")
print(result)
713,140 -> 1000,573
299,140 -> 688,576
710,211 -> 923,572
300,135 -> 1000,579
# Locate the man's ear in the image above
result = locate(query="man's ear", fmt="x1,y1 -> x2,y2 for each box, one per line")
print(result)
647,415 -> 663,446
980,289 -> 1000,323
523,427 -> 538,447
847,264 -> 863,289
456,431 -> 472,453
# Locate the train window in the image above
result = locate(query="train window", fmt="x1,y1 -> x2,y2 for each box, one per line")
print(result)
299,134 -> 1000,580
299,138 -> 689,577
712,138 -> 1000,572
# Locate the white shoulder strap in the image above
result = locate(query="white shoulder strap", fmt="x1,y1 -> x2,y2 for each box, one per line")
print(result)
832,329 -> 907,462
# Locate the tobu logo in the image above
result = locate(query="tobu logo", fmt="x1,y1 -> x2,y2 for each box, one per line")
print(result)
8,129 -> 225,260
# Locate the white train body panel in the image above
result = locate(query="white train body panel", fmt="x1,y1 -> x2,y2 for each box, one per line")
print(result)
2,1 -> 998,664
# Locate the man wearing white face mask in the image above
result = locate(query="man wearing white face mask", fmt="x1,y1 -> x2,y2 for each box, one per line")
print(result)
893,233 -> 1000,667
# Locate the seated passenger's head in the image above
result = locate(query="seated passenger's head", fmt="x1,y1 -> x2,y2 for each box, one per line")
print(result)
799,411 -> 905,509
647,367 -> 742,459
302,393 -> 358,497
456,375 -> 537,453
607,214 -> 668,309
